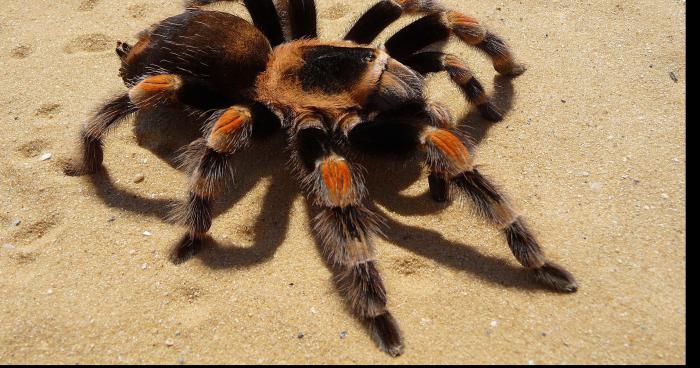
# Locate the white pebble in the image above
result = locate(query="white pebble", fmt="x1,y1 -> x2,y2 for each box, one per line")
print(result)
11,219 -> 21,226
310,307 -> 319,315
143,231 -> 152,236
165,338 -> 175,347
141,263 -> 148,270
490,320 -> 498,328
133,174 -> 145,184
47,289 -> 54,295
590,182 -> 602,190
40,153 -> 52,161
661,193 -> 669,199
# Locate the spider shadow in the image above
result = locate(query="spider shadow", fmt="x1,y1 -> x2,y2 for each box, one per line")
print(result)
87,105 -> 298,268
85,75 -> 542,290
460,75 -> 516,145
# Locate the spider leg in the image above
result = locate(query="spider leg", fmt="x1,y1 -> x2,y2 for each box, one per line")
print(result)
344,0 -> 404,45
419,125 -> 578,292
63,93 -> 137,176
278,0 -> 318,40
183,0 -> 285,46
290,117 -> 404,357
348,113 -> 577,292
383,8 -> 525,76
404,52 -> 503,122
64,73 -> 192,176
169,105 -> 258,263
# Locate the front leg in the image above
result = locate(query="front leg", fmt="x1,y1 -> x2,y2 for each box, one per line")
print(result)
290,117 -> 404,357
419,125 -> 578,292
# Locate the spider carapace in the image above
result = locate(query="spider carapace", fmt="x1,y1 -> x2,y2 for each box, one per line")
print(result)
64,0 -> 577,357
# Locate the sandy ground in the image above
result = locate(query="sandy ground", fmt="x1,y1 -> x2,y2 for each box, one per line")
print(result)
0,0 -> 685,364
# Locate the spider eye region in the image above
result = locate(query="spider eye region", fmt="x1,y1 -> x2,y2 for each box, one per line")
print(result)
298,46 -> 376,94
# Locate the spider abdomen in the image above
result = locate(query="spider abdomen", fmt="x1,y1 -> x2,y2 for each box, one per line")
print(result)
119,10 -> 272,109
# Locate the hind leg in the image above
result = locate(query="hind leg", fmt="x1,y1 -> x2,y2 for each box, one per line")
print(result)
63,74 -> 195,176
63,93 -> 137,176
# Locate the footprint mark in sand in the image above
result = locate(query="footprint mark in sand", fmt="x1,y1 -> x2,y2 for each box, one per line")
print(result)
323,3 -> 351,21
35,103 -> 62,119
12,218 -> 58,243
78,0 -> 101,11
176,285 -> 204,304
127,4 -> 153,19
17,139 -> 49,158
10,251 -> 38,265
63,33 -> 112,54
10,45 -> 33,59
391,256 -> 432,276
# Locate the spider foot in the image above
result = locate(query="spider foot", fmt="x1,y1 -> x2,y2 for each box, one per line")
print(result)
533,261 -> 578,293
115,41 -> 131,60
369,312 -> 405,357
498,62 -> 527,78
169,234 -> 204,264
62,159 -> 98,176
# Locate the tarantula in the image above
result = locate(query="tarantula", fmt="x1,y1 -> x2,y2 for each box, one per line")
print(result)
64,0 -> 578,357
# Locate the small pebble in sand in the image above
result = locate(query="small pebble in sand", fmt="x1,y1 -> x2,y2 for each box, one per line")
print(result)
108,216 -> 116,223
47,289 -> 54,295
2,244 -> 15,251
177,357 -> 185,365
590,182 -> 602,190
133,174 -> 145,184
339,331 -> 348,339
143,231 -> 152,236
128,249 -> 136,255
297,332 -> 305,339
669,71 -> 678,83
661,193 -> 669,199
490,320 -> 498,328
40,153 -> 52,161
165,338 -> 175,347
11,219 -> 21,226
141,263 -> 148,270
310,307 -> 319,315
528,360 -> 536,365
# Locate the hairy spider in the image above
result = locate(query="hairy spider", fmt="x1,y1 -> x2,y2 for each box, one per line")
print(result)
63,0 -> 578,357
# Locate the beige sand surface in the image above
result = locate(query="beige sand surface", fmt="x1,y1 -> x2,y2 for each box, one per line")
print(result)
0,0 -> 685,364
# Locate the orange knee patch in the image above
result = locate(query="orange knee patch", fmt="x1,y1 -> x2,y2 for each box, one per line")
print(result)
207,107 -> 251,152
320,158 -> 354,207
138,74 -> 181,92
447,11 -> 485,44
425,129 -> 473,174
129,74 -> 181,107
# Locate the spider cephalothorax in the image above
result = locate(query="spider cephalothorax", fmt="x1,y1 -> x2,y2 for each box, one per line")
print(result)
64,0 -> 577,357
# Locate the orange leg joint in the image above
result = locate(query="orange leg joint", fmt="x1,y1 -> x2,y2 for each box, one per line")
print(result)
207,107 -> 252,153
319,157 -> 354,207
128,74 -> 182,108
